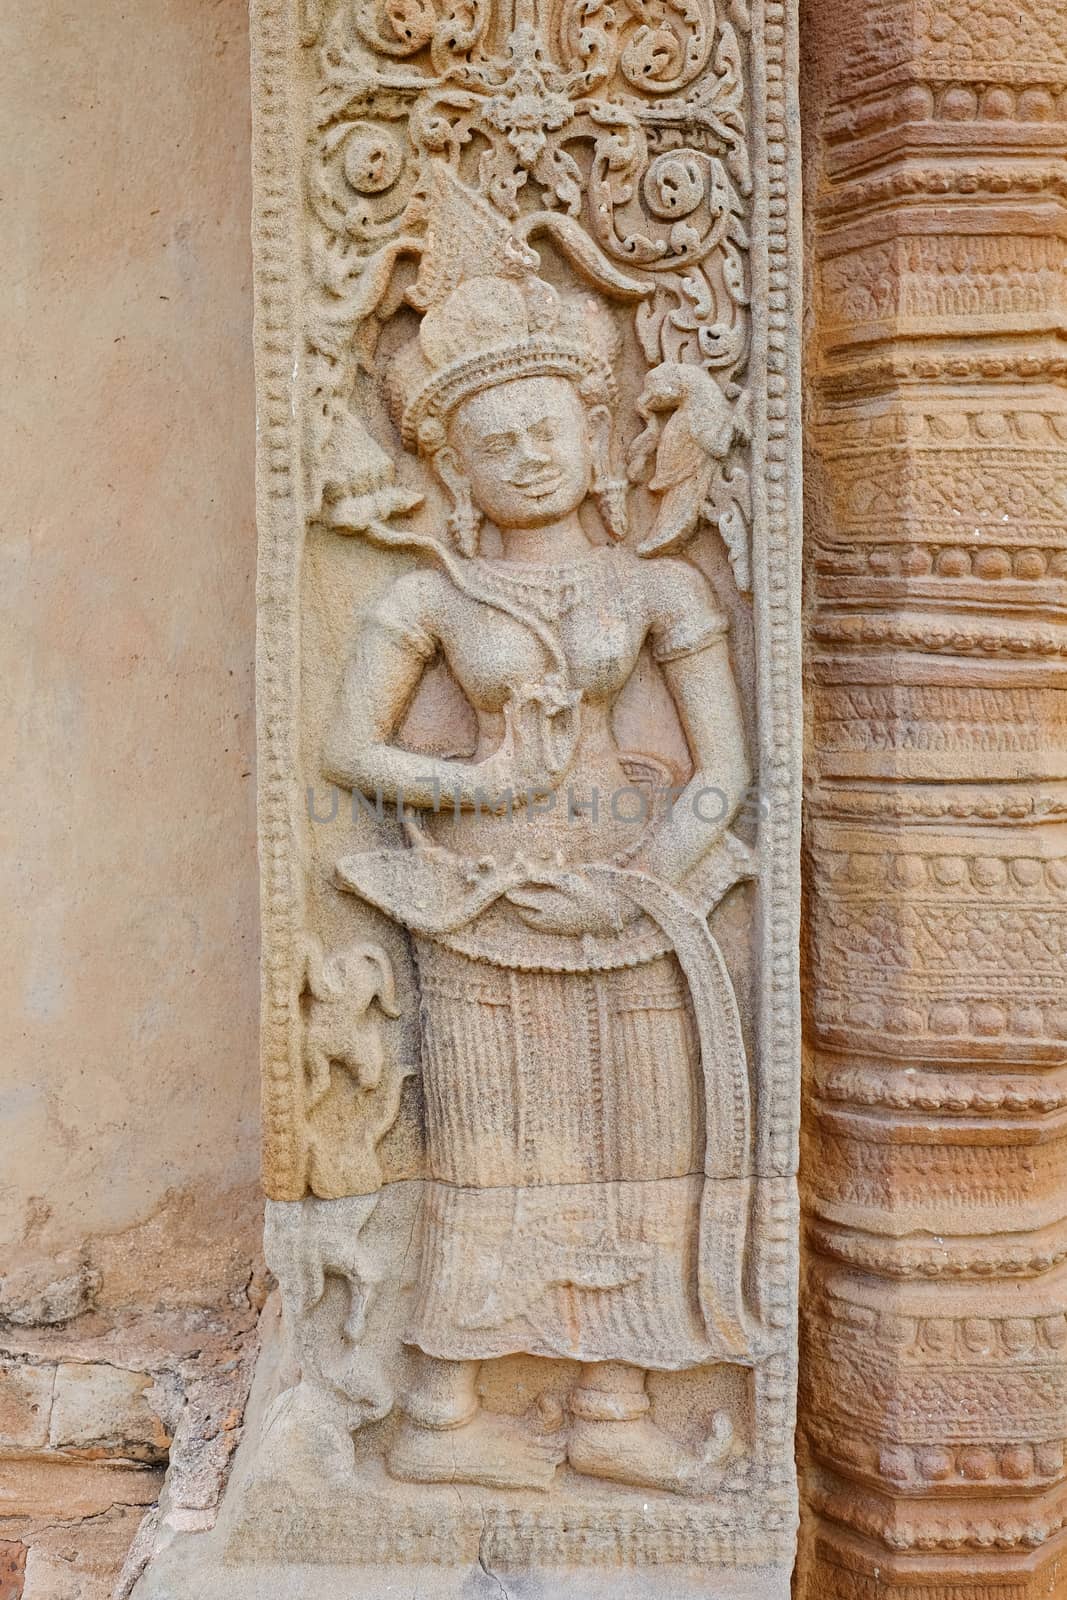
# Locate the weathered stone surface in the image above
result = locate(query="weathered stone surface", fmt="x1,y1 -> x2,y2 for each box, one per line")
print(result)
0,1364 -> 54,1452
0,1544 -> 25,1600
0,1460 -> 162,1522
0,0 -> 261,1318
0,1301 -> 261,1593
0,1259 -> 100,1328
799,0 -> 1067,1592
48,1364 -> 170,1462
0,0 -> 263,1579
132,1555 -> 791,1600
115,1312 -> 261,1597
19,1505 -> 147,1600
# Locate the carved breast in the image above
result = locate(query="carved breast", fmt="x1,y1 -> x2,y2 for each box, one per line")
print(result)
438,548 -> 648,713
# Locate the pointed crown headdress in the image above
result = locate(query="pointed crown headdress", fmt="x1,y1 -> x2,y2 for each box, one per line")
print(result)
387,165 -> 619,454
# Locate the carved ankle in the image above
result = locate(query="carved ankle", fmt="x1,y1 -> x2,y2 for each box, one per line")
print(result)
402,1391 -> 480,1431
569,1385 -> 651,1423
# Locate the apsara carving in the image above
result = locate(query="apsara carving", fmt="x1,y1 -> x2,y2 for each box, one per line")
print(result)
246,0 -> 800,1583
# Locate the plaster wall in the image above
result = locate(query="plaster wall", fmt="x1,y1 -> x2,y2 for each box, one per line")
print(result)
0,0 -> 261,1317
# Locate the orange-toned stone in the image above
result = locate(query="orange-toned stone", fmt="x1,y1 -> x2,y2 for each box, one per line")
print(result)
801,0 -> 1067,1589
0,1545 -> 24,1600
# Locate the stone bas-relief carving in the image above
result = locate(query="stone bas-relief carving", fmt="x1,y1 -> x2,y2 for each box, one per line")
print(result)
327,224 -> 758,1500
133,0 -> 800,1590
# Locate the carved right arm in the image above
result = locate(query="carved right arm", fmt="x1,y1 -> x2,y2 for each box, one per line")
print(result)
323,623 -> 506,811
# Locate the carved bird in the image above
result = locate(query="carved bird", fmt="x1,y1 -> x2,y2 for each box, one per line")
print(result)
308,406 -> 422,535
628,362 -> 750,589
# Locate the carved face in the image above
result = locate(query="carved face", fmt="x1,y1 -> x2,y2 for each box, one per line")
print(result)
449,375 -> 592,530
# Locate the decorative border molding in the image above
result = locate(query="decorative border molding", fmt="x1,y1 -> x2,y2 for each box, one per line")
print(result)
250,0 -> 804,1566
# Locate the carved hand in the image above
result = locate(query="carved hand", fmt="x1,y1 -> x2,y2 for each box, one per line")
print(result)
506,865 -> 629,938
482,679 -> 582,795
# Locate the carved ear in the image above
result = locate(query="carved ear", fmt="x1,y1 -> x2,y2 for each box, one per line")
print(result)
431,445 -> 482,556
357,944 -> 401,1019
431,444 -> 463,498
586,403 -> 612,463
321,954 -> 348,998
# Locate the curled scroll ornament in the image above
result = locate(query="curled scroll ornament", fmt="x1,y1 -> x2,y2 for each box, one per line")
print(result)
301,0 -> 752,563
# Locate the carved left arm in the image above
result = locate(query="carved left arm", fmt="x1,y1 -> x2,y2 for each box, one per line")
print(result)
633,638 -> 751,887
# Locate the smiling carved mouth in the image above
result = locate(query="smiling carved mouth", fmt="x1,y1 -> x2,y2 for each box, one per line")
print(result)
515,472 -> 563,497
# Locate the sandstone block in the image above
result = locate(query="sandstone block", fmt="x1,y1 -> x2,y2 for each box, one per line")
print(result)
49,1365 -> 170,1462
0,1543 -> 26,1600
21,1504 -> 148,1600
0,1363 -> 53,1451
141,0 -> 805,1587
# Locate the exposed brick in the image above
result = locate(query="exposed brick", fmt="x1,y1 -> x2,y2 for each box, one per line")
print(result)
0,1542 -> 24,1600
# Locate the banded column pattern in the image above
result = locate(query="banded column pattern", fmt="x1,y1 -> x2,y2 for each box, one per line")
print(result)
801,0 -> 1067,1593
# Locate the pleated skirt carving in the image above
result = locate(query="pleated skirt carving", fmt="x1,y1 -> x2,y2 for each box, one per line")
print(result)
408,939 -> 713,1368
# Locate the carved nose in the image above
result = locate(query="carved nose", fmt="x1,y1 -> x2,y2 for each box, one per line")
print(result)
517,438 -> 551,469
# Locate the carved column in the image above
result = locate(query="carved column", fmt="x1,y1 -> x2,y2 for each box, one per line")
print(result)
802,0 -> 1067,1594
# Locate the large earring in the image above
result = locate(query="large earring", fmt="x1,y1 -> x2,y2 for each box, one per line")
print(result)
447,500 -> 481,558
587,404 -> 629,542
433,446 -> 482,557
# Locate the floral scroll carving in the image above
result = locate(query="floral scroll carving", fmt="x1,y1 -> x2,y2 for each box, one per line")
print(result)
302,0 -> 753,552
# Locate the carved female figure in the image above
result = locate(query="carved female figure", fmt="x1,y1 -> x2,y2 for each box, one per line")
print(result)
325,229 -> 757,1496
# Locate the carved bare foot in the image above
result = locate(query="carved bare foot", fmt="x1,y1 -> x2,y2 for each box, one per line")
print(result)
388,1408 -> 565,1491
567,1411 -> 734,1496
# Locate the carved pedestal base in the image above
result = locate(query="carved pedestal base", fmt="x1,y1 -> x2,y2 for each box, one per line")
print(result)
138,1559 -> 788,1600
141,1549 -> 788,1600
803,1522 -> 1067,1600
133,1192 -> 795,1600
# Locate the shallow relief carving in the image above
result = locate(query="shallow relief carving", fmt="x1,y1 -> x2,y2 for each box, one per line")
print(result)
246,0 -> 800,1586
801,0 -> 1067,1590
